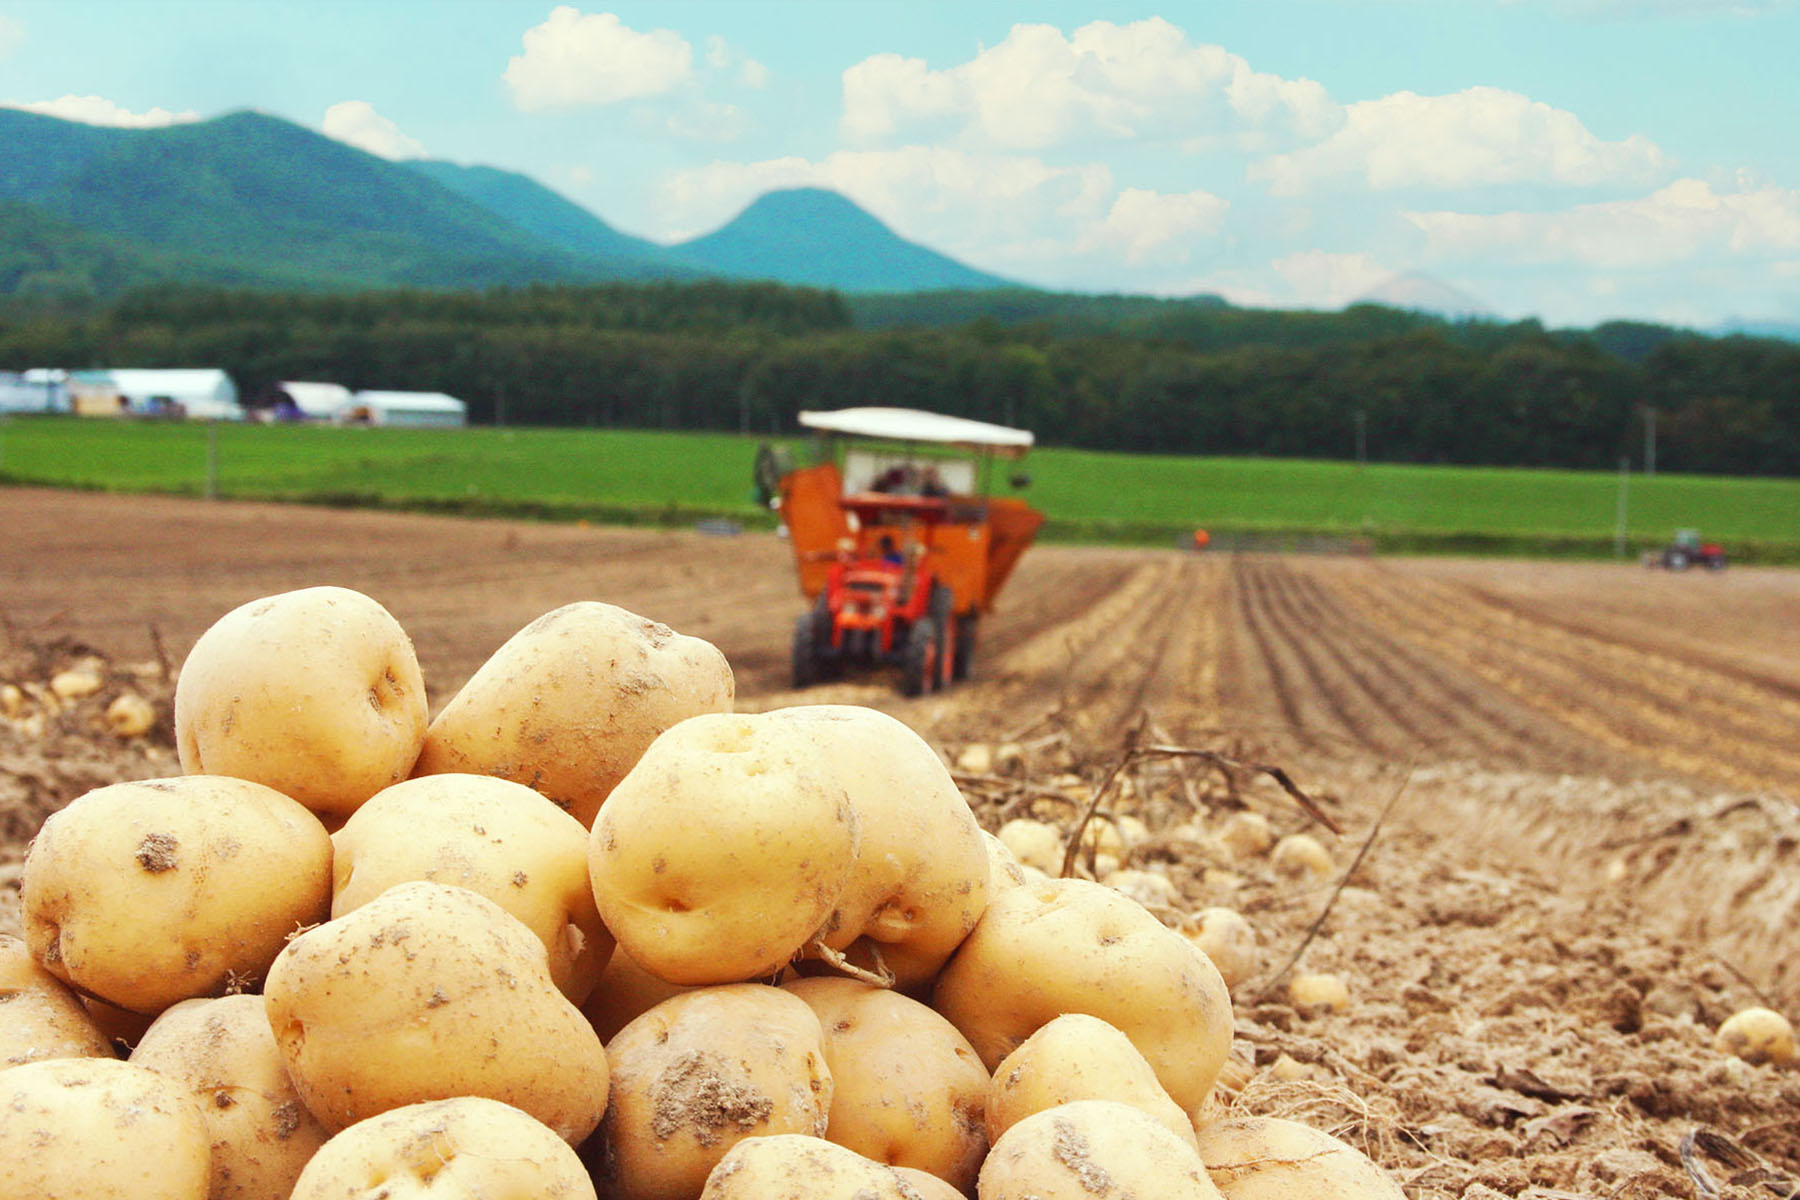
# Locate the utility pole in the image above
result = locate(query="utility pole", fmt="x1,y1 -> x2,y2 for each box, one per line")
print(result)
1614,456 -> 1629,558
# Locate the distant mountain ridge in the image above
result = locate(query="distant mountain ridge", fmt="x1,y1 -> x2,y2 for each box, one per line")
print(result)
0,107 -> 1014,298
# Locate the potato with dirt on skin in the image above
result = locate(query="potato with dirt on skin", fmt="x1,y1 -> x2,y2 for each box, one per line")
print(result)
414,601 -> 733,827
0,933 -> 113,1067
174,586 -> 428,820
582,939 -> 696,1044
987,1013 -> 1196,1151
330,773 -> 613,1003
1195,1115 -> 1406,1200
130,993 -> 332,1200
0,1056 -> 211,1200
592,983 -> 834,1200
22,775 -> 333,1015
1714,1006 -> 1796,1066
932,875 -> 1233,1118
699,1134 -> 917,1200
981,830 -> 1037,894
769,705 -> 990,991
979,1100 -> 1222,1200
291,1097 -> 596,1200
263,880 -> 608,1143
589,711 -> 859,986
782,976 -> 990,1192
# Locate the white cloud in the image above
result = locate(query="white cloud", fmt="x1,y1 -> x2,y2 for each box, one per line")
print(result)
1093,188 -> 1230,263
321,101 -> 425,160
1271,251 -> 1396,308
1,94 -> 198,128
1404,179 -> 1800,268
505,7 -> 692,111
1251,86 -> 1666,195
0,15 -> 23,59
841,18 -> 1338,150
705,34 -> 769,89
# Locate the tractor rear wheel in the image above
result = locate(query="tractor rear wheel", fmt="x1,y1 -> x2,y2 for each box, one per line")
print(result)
951,614 -> 978,682
901,617 -> 940,697
792,610 -> 827,688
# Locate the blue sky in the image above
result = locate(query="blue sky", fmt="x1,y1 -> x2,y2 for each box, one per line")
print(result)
2,1 -> 1796,329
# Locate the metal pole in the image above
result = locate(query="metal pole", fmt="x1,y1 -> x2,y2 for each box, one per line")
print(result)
1614,456 -> 1629,558
205,423 -> 219,500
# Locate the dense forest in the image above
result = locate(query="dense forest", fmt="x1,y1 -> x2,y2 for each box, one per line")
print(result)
2,282 -> 1796,476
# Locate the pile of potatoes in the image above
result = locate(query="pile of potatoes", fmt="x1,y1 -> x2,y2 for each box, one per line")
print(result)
2,584 -> 1408,1200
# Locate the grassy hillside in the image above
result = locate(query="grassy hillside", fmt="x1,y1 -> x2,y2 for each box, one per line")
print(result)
3,418 -> 1795,560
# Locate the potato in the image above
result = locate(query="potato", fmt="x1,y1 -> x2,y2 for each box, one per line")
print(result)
0,1056 -> 211,1200
263,880 -> 608,1143
23,776 -> 333,1014
893,1165 -> 967,1200
981,830 -> 1036,895
997,818 -> 1062,875
768,706 -> 989,990
174,586 -> 427,819
590,712 -> 859,985
1289,971 -> 1351,1013
0,932 -> 114,1066
1186,907 -> 1258,992
331,773 -> 613,1003
979,1100 -> 1221,1200
699,1135 -> 915,1199
932,875 -> 1233,1117
783,976 -> 989,1191
291,1097 -> 596,1200
1195,1115 -> 1405,1199
582,943 -> 695,1043
130,994 -> 331,1200
987,1013 -> 1196,1150
1103,867 -> 1180,910
1271,833 -> 1333,880
414,601 -> 733,827
1216,811 -> 1274,859
593,984 -> 833,1200
1714,1006 -> 1796,1066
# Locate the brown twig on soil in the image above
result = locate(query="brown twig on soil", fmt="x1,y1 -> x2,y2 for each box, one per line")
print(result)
1250,764 -> 1414,1005
148,624 -> 173,680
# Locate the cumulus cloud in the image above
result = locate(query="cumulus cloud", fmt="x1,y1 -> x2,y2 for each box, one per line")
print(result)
1,94 -> 198,127
705,35 -> 769,89
0,15 -> 23,59
1271,251 -> 1397,308
1404,179 -> 1800,268
1093,188 -> 1230,263
505,7 -> 692,110
841,17 -> 1339,150
321,101 -> 425,160
1250,86 -> 1667,195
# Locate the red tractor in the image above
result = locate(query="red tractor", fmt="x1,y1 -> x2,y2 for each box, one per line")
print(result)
767,408 -> 1043,696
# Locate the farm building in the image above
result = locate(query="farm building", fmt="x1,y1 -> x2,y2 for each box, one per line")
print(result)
342,390 -> 468,428
72,368 -> 244,420
265,381 -> 353,421
0,369 -> 70,414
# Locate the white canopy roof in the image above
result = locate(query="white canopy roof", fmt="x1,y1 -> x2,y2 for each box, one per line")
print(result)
278,381 -> 352,417
798,407 -> 1033,457
353,390 -> 467,414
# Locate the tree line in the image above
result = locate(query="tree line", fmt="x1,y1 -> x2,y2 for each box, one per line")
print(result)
2,282 -> 1796,476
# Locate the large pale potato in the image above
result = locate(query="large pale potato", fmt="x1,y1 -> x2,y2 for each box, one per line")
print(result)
932,875 -> 1233,1117
768,706 -> 990,992
291,1097 -> 597,1200
783,976 -> 989,1192
413,601 -> 734,827
590,712 -> 859,985
988,1013 -> 1196,1150
0,1056 -> 211,1200
979,1100 -> 1221,1200
0,933 -> 113,1066
1195,1116 -> 1406,1200
331,773 -> 613,1003
592,984 -> 834,1200
174,586 -> 428,819
263,880 -> 608,1143
699,1135 -> 916,1200
130,994 -> 332,1200
23,775 -> 333,1014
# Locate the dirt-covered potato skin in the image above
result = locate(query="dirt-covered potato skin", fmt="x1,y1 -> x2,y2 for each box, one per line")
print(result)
592,984 -> 834,1200
262,880 -> 609,1144
22,775 -> 333,1015
130,994 -> 332,1200
932,875 -> 1233,1117
412,601 -> 734,828
330,773 -> 614,1004
291,1097 -> 597,1200
698,1134 -> 918,1200
988,1013 -> 1197,1150
0,1056 -> 212,1200
174,586 -> 428,819
1195,1115 -> 1407,1200
979,1100 -> 1222,1200
0,932 -> 114,1066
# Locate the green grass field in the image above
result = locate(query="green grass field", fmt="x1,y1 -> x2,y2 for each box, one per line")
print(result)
3,416 -> 1796,560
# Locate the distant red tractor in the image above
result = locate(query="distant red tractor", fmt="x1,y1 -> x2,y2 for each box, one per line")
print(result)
765,408 -> 1043,696
1649,528 -> 1727,571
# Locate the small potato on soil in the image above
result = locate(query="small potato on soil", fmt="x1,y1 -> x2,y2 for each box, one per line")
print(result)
979,1099 -> 1221,1200
1271,833 -> 1333,880
1713,1006 -> 1796,1066
987,1013 -> 1196,1150
1195,1115 -> 1406,1200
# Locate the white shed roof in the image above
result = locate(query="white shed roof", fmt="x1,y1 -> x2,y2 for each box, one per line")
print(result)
354,390 -> 467,414
106,369 -> 236,398
798,407 -> 1034,457
279,381 -> 352,417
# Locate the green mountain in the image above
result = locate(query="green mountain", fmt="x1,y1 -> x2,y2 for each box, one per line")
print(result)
671,187 -> 1011,292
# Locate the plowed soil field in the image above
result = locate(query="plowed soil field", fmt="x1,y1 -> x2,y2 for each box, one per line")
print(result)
4,487 -> 1798,1199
